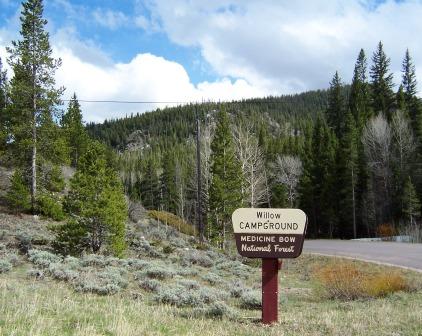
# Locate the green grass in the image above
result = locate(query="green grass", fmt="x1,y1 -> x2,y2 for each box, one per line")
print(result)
1,256 -> 421,336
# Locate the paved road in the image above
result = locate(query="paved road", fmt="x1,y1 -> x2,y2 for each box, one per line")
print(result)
303,240 -> 422,272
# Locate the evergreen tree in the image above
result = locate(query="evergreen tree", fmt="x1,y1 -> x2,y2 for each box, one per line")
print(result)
60,141 -> 127,257
370,41 -> 395,118
326,71 -> 345,137
209,107 -> 243,248
396,85 -> 406,112
309,115 -> 337,237
6,169 -> 31,214
349,49 -> 371,127
402,176 -> 421,225
7,0 -> 63,212
336,111 -> 358,238
401,49 -> 422,140
62,93 -> 89,167
161,151 -> 178,214
140,156 -> 161,210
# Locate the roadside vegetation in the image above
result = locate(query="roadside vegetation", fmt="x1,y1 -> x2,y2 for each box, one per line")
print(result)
1,212 -> 421,336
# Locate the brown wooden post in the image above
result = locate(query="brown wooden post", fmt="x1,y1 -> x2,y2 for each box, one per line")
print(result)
262,258 -> 280,324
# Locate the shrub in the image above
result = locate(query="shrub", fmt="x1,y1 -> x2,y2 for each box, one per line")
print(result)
314,262 -> 411,300
0,259 -> 12,273
228,280 -> 246,298
15,232 -> 32,254
63,256 -> 81,269
176,267 -> 199,277
6,169 -> 31,214
139,278 -> 161,292
51,219 -> 87,256
177,279 -> 200,290
143,265 -> 174,280
202,301 -> 234,318
376,223 -> 396,239
169,237 -> 186,248
126,259 -> 150,271
162,244 -> 175,254
240,290 -> 261,310
180,250 -> 214,268
48,263 -> 80,281
73,267 -> 128,295
153,285 -> 202,307
186,301 -> 235,319
80,254 -> 107,267
148,210 -> 196,236
202,272 -> 224,286
314,262 -> 365,300
363,273 -> 409,297
37,193 -> 66,221
28,249 -> 61,268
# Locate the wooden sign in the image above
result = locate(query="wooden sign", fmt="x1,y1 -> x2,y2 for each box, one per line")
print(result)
232,208 -> 307,259
232,208 -> 308,324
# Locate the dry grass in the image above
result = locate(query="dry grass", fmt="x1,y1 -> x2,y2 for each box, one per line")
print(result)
313,261 -> 412,300
148,210 -> 196,236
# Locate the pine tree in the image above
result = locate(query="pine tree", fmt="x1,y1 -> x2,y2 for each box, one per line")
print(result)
60,141 -> 127,257
209,107 -> 243,248
309,115 -> 337,237
62,93 -> 89,167
326,71 -> 345,137
401,49 -> 422,140
161,151 -> 178,213
402,176 -> 421,225
370,41 -> 395,118
140,156 -> 161,210
336,111 -> 358,238
349,49 -> 371,127
6,169 -> 31,214
7,0 -> 63,212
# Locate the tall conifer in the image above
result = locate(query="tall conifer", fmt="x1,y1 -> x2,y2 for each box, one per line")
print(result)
209,107 -> 243,248
370,42 -> 395,118
326,71 -> 345,137
7,0 -> 63,212
401,49 -> 422,140
349,49 -> 371,127
62,93 -> 88,167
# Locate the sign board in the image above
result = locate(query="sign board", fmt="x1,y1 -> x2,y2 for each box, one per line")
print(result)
232,208 -> 307,259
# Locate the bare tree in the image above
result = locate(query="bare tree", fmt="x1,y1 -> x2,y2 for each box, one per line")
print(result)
175,159 -> 186,220
232,124 -> 268,207
188,120 -> 215,239
391,109 -> 415,173
274,155 -> 302,207
362,113 -> 392,223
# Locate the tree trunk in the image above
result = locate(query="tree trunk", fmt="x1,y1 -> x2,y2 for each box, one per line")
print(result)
31,78 -> 37,214
352,166 -> 357,239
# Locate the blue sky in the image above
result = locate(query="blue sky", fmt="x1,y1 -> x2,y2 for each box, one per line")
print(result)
1,0 -> 422,122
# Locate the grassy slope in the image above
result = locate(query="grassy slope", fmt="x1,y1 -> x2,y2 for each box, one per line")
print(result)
0,212 -> 421,336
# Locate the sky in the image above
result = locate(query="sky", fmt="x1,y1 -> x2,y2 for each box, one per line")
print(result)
1,0 -> 422,122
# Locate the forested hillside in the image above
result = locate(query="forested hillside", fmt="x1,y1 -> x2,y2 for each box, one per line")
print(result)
85,43 -> 422,246
86,91 -> 330,150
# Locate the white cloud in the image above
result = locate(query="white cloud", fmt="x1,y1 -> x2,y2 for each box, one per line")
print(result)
92,8 -> 129,30
54,42 -> 265,122
145,0 -> 422,94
